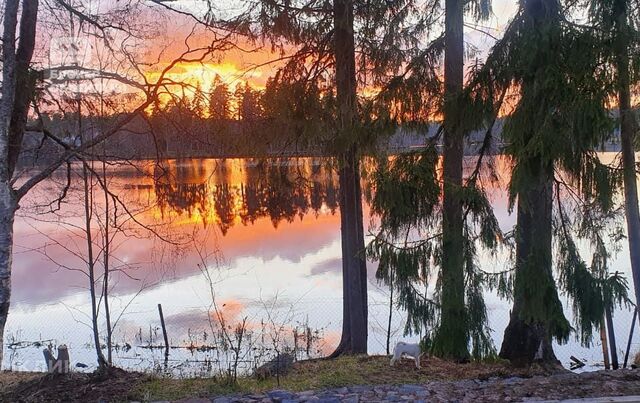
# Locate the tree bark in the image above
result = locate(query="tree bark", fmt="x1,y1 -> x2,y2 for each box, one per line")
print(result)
613,0 -> 640,327
103,159 -> 113,365
499,0 -> 567,369
7,0 -> 39,178
500,171 -> 560,367
0,184 -> 17,367
0,0 -> 21,367
330,0 -> 368,356
0,0 -> 20,181
432,0 -> 468,361
600,316 -> 611,369
605,305 -> 619,369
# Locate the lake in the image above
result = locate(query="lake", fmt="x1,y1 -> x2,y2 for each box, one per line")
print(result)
5,155 -> 639,375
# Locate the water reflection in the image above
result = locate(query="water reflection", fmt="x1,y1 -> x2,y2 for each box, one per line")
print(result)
14,158 -> 346,307
6,155 -> 640,374
150,158 -> 340,234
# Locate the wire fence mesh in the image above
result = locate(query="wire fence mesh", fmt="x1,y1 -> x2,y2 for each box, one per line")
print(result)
4,286 -> 640,377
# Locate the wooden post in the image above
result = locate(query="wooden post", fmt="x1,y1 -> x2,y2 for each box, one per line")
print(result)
43,345 -> 70,374
158,303 -> 169,358
624,308 -> 638,368
600,316 -> 610,370
605,306 -> 619,369
57,345 -> 70,374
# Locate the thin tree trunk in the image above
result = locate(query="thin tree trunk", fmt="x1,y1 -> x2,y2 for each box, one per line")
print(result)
330,0 -> 367,356
613,0 -> 640,323
605,306 -> 618,369
433,0 -> 468,361
82,143 -> 107,369
386,270 -> 394,356
102,157 -> 113,365
600,317 -> 611,369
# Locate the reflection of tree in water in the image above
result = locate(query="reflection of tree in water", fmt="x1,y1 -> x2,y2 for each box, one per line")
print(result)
241,160 -> 339,228
213,184 -> 236,235
156,183 -> 209,220
154,161 -> 210,222
153,158 -> 340,234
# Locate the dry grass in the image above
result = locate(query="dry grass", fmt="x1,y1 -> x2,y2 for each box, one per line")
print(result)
0,355 -> 551,402
133,355 -> 546,401
0,370 -> 40,390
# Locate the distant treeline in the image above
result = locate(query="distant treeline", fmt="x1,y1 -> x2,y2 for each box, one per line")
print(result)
18,94 -> 631,169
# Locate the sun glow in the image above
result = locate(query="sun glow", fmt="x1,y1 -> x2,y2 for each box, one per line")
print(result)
146,61 -> 264,89
142,60 -> 268,115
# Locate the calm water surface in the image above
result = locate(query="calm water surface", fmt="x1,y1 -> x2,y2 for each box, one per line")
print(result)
5,155 -> 639,375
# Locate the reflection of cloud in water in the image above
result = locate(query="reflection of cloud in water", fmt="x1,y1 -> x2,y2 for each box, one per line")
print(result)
310,257 -> 341,276
163,299 -> 245,336
312,257 -> 378,283
12,210 -> 341,307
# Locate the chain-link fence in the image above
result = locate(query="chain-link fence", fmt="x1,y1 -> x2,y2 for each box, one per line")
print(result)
4,285 -> 640,377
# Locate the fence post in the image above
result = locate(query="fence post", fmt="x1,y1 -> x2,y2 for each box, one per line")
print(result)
158,303 -> 170,358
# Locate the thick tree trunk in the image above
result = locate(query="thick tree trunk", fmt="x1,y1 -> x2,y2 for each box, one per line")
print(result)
613,0 -> 640,326
500,173 -> 560,367
0,0 -> 21,368
0,183 -> 17,367
330,0 -> 368,356
500,0 -> 567,369
432,0 -> 468,360
7,0 -> 38,178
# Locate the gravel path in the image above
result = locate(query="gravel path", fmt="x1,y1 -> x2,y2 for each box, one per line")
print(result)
165,369 -> 640,403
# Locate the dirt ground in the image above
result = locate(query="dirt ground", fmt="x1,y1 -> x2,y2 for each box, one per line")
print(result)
0,367 -> 144,402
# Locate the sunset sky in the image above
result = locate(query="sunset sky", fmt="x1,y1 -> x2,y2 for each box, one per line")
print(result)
39,0 -> 520,102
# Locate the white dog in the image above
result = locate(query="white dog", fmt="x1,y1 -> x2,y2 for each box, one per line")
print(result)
390,341 -> 422,369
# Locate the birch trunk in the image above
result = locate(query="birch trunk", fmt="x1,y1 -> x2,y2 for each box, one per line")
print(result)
0,184 -> 17,366
0,0 -> 21,367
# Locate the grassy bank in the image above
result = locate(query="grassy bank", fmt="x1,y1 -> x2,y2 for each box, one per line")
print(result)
135,355 -> 528,400
0,355 -> 551,402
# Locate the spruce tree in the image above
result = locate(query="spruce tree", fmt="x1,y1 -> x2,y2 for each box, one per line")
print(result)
462,0 -> 631,365
208,75 -> 231,120
585,0 -> 640,320
367,0 -> 500,361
